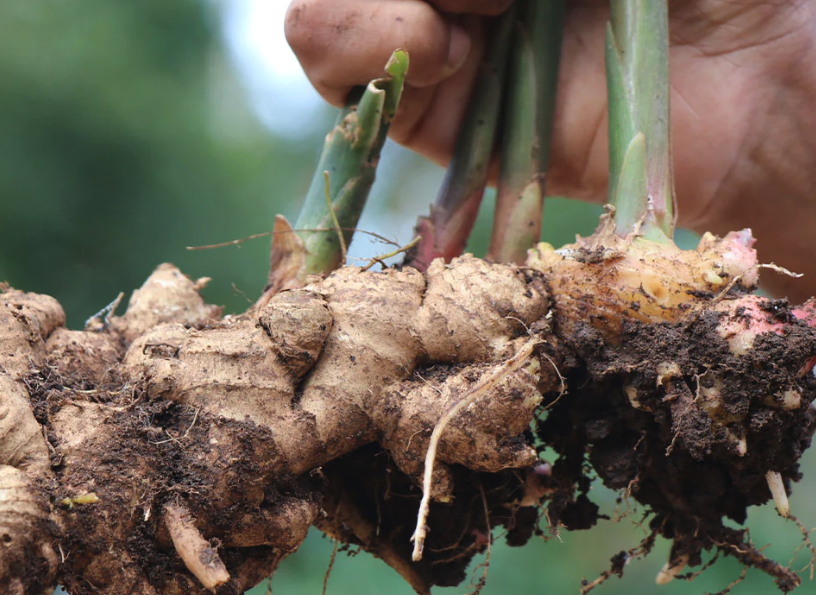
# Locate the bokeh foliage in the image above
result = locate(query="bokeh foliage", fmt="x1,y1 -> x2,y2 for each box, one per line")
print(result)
0,0 -> 326,326
2,2 -> 815,594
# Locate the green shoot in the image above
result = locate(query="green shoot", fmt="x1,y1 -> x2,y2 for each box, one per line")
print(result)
606,0 -> 674,241
288,50 -> 408,278
323,170 -> 347,264
487,0 -> 565,264
406,7 -> 517,270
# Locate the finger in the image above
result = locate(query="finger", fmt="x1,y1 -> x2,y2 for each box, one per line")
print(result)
285,0 -> 472,107
389,16 -> 487,164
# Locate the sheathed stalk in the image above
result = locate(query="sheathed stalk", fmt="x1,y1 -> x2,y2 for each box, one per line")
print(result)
270,50 -> 408,286
405,7 -> 517,271
486,0 -> 564,264
606,0 -> 674,241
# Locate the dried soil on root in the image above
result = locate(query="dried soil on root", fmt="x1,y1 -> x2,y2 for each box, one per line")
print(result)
538,297 -> 816,590
23,363 -> 322,595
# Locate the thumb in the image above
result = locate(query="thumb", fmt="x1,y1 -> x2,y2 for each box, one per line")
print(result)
286,0 -> 472,107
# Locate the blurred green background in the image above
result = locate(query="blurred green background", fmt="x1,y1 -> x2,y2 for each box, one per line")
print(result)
3,2 -> 814,594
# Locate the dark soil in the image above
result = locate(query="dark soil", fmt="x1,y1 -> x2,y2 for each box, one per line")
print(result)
24,362 -> 321,595
537,297 -> 816,591
316,443 -> 541,592
302,297 -> 816,593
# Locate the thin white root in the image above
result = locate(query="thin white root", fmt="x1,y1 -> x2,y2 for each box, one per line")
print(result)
766,470 -> 790,518
410,338 -> 541,562
164,503 -> 230,591
655,553 -> 689,585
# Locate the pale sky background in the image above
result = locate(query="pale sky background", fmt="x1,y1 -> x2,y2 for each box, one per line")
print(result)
220,0 -> 326,138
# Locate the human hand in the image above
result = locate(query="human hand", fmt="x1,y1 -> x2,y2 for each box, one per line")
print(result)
285,1 -> 816,301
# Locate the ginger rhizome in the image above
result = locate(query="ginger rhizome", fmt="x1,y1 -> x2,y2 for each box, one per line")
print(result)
1,257 -> 548,595
2,225 -> 816,594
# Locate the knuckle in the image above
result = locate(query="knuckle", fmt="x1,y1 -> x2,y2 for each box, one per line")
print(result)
391,6 -> 450,84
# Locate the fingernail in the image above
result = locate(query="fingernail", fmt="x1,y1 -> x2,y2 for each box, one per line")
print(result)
443,24 -> 471,78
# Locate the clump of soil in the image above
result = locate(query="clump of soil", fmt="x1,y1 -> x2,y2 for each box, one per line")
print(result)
537,295 -> 816,591
316,444 -> 542,594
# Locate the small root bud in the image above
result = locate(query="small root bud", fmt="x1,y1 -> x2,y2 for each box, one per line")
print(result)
766,471 -> 790,518
734,434 -> 748,457
164,503 -> 230,591
59,492 -> 99,510
655,553 -> 688,585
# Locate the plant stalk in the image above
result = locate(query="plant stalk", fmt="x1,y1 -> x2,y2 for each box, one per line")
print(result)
606,0 -> 674,240
486,0 -> 564,264
405,8 -> 517,271
291,50 -> 408,277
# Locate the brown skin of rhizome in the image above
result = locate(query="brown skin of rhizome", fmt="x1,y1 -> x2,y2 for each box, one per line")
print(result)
2,230 -> 815,594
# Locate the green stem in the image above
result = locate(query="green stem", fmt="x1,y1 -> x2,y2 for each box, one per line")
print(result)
293,50 -> 408,276
606,0 -> 674,241
405,8 -> 517,271
486,0 -> 564,264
